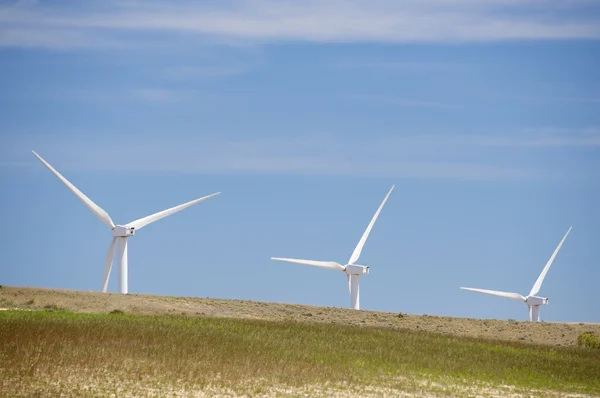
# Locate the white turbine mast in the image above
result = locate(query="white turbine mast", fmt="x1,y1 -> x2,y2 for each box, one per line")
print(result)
460,226 -> 572,322
271,185 -> 394,310
32,151 -> 220,294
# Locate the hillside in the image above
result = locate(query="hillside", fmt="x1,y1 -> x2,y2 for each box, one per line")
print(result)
1,286 -> 600,397
1,285 -> 598,347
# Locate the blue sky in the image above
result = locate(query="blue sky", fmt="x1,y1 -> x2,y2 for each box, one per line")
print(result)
1,0 -> 599,322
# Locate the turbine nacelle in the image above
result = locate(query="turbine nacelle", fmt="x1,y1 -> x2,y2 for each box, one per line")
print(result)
32,150 -> 220,295
459,226 -> 571,321
525,296 -> 548,306
271,185 -> 394,310
345,264 -> 369,275
112,225 -> 136,237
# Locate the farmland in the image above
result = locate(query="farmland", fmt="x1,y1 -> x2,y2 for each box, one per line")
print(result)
1,286 -> 599,397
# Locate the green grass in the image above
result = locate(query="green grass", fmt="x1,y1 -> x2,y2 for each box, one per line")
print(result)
1,310 -> 599,396
578,332 -> 600,349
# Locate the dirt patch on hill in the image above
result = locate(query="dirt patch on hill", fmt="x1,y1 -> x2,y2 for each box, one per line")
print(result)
1,285 -> 598,347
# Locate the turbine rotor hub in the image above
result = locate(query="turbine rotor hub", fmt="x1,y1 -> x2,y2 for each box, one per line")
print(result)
345,264 -> 369,275
525,295 -> 548,306
112,225 -> 135,237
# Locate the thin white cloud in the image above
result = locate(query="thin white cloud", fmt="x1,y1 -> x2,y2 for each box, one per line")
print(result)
131,88 -> 184,102
163,64 -> 255,80
0,160 -> 33,168
0,27 -> 123,49
349,94 -> 459,109
479,128 -> 600,147
330,60 -> 464,72
22,146 -> 540,181
6,128 -> 597,180
13,0 -> 39,8
1,0 -> 599,49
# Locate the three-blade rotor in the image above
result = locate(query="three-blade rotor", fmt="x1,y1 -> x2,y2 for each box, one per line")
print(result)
270,258 -> 345,271
528,226 -> 572,297
459,287 -> 525,301
348,185 -> 394,265
126,192 -> 220,230
271,185 -> 394,273
460,226 -> 572,305
33,151 -> 220,293
33,151 -> 115,229
102,237 -> 118,293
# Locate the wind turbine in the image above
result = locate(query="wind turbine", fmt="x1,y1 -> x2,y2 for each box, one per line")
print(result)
271,185 -> 394,310
32,151 -> 220,294
460,226 -> 572,322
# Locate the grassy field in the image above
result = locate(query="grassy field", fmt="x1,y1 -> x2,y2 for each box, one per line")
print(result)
1,309 -> 599,397
2,286 -> 600,349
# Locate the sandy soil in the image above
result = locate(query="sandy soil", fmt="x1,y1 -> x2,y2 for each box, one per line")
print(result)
6,374 -> 594,398
9,374 -> 594,398
1,285 -> 599,347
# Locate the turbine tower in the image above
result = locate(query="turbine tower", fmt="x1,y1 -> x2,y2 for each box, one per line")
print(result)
271,185 -> 394,310
32,151 -> 220,294
460,226 -> 572,322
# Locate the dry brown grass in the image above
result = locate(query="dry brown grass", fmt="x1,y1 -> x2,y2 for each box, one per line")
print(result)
1,285 -> 599,348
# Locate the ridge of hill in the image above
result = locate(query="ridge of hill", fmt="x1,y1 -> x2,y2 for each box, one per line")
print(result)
1,285 -> 598,347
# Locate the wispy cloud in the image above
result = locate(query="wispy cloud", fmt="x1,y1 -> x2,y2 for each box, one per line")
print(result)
5,128 -> 598,181
349,94 -> 459,109
13,0 -> 39,8
11,87 -> 188,103
1,0 -> 599,49
131,88 -> 184,102
19,144 -> 539,181
0,27 -> 123,49
479,128 -> 600,147
162,62 -> 259,81
0,161 -> 33,169
330,60 -> 465,73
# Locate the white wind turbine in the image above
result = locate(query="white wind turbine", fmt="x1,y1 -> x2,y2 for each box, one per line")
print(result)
460,226 -> 572,322
271,185 -> 394,310
32,150 -> 220,294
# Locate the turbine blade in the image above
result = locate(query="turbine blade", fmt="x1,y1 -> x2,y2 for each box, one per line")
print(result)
460,287 -> 525,301
270,257 -> 345,271
348,185 -> 394,265
127,192 -> 220,230
32,151 -> 115,229
102,237 -> 118,293
529,226 -> 572,297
